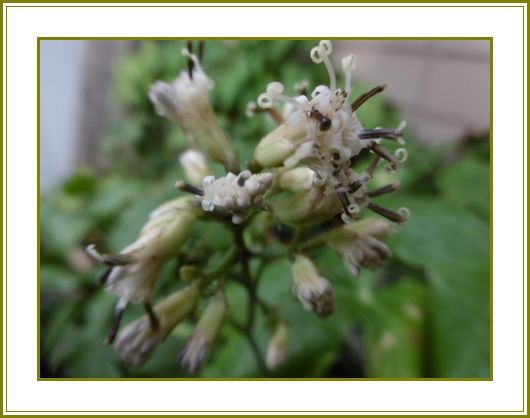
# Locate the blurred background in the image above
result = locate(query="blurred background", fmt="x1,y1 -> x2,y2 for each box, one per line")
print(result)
40,40 -> 491,378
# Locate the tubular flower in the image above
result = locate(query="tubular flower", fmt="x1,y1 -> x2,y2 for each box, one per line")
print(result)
269,167 -> 341,226
199,170 -> 273,224
253,40 -> 406,224
149,47 -> 238,171
179,149 -> 212,187
178,288 -> 228,374
292,255 -> 335,318
115,281 -> 202,367
324,217 -> 393,276
266,322 -> 289,370
86,196 -> 198,304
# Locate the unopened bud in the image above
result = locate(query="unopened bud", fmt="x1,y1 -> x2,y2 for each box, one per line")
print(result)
268,183 -> 341,227
179,150 -> 212,187
266,322 -> 289,370
254,123 -> 307,168
179,288 -> 228,373
292,255 -> 334,318
115,282 -> 202,367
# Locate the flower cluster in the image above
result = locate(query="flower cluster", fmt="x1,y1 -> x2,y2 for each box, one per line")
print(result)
86,40 -> 409,375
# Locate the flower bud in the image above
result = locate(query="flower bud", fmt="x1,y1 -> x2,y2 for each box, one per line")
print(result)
149,51 -> 238,171
178,288 -> 228,373
268,186 -> 341,226
179,149 -> 212,187
266,322 -> 289,370
278,167 -> 315,193
87,197 -> 198,304
115,282 -> 202,367
292,255 -> 334,318
254,116 -> 311,168
324,217 -> 392,276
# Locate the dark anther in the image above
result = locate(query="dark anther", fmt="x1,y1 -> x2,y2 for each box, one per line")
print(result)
366,156 -> 381,176
336,190 -> 352,215
144,302 -> 160,331
175,180 -> 204,196
348,181 -> 362,194
351,84 -> 386,112
105,303 -> 127,345
367,202 -> 405,223
368,182 -> 400,198
359,128 -> 403,141
332,152 -> 341,160
308,108 -> 332,131
97,267 -> 113,286
198,41 -> 205,63
187,41 -> 194,79
237,171 -> 250,187
368,143 -> 398,168
101,254 -> 133,267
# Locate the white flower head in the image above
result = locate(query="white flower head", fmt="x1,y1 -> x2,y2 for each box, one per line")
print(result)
292,255 -> 335,318
266,322 -> 289,370
179,149 -> 212,187
200,170 -> 273,224
86,197 -> 197,304
178,288 -> 228,374
326,217 -> 392,276
115,281 -> 202,367
149,46 -> 238,171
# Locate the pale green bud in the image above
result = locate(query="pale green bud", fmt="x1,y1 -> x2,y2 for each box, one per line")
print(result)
254,123 -> 307,168
268,184 -> 341,227
266,322 -> 289,370
179,149 -> 212,187
179,288 -> 228,373
115,282 -> 202,367
278,167 -> 315,193
292,255 -> 334,318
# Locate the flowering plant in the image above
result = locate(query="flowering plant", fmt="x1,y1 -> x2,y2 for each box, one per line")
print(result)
85,40 -> 411,374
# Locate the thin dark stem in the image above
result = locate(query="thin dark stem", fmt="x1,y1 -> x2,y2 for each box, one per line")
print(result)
351,84 -> 386,112
232,224 -> 268,374
144,301 -> 160,331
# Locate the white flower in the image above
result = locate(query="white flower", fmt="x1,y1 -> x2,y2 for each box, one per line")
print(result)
149,47 -> 238,171
253,40 -> 406,224
87,196 -> 198,304
179,149 -> 212,187
292,255 -> 334,318
266,322 -> 289,370
178,288 -> 228,374
325,217 -> 392,276
115,281 -> 202,367
200,170 -> 273,224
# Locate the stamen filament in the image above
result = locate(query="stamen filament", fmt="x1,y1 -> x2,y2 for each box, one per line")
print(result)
351,85 -> 386,112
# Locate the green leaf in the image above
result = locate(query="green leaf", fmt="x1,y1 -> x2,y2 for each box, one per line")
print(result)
437,156 -> 490,220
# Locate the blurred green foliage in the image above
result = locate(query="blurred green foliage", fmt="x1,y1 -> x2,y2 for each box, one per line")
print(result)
40,40 -> 490,378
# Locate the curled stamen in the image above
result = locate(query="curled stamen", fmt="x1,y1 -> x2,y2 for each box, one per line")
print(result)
347,203 -> 360,215
202,176 -> 216,187
395,148 -> 408,163
310,40 -> 336,92
398,207 -> 411,220
257,81 -> 303,110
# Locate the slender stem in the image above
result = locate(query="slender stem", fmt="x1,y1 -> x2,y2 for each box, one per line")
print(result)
232,224 -> 268,374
